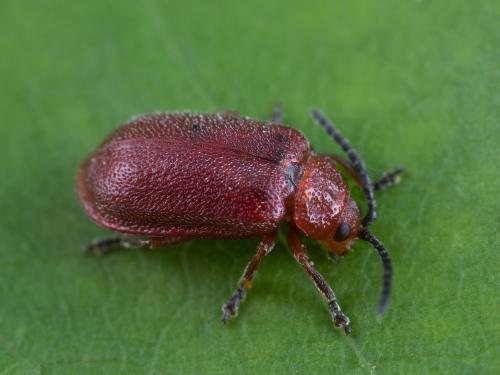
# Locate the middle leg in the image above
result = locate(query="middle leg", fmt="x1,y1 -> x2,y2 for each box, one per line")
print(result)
269,102 -> 284,123
221,233 -> 277,323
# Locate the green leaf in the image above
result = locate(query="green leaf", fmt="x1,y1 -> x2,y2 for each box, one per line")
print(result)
1,0 -> 498,374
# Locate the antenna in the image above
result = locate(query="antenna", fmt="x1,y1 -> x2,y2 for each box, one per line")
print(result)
310,109 -> 377,227
359,229 -> 392,314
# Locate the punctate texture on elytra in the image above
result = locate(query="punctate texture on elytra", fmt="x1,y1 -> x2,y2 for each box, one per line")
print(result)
78,112 -> 311,238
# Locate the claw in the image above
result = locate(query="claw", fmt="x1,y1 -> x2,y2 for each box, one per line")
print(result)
328,301 -> 351,335
333,313 -> 352,335
220,303 -> 237,324
221,287 -> 245,324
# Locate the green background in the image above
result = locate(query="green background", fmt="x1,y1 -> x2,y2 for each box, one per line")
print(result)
1,0 -> 498,374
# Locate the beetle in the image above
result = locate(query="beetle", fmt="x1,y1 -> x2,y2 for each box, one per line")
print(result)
77,105 -> 404,335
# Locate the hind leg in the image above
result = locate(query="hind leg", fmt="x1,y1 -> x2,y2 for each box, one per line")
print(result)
84,235 -> 186,255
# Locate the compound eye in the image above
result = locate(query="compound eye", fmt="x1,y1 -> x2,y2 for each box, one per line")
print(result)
334,222 -> 351,242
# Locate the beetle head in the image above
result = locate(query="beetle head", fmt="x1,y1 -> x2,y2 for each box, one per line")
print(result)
293,155 -> 360,256
322,197 -> 360,256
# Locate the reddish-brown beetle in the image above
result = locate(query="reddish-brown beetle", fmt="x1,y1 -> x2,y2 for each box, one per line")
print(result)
77,106 -> 404,335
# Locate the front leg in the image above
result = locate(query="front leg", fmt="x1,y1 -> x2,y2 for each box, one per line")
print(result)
288,226 -> 351,335
330,154 -> 405,193
221,233 -> 277,324
373,168 -> 405,192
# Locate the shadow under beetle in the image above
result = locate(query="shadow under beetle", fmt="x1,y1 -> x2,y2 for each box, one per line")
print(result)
77,105 -> 405,335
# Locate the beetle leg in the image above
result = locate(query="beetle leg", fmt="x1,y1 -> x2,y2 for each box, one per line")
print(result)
288,226 -> 352,335
311,109 -> 376,227
85,235 -> 189,255
330,154 -> 405,193
373,168 -> 406,192
269,102 -> 284,123
221,233 -> 277,324
84,235 -> 150,256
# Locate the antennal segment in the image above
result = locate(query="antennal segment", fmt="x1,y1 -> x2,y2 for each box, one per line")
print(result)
310,109 -> 376,227
359,229 -> 392,314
